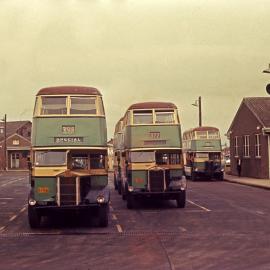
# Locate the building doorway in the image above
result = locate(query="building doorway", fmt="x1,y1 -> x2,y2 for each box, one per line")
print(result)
10,153 -> 20,169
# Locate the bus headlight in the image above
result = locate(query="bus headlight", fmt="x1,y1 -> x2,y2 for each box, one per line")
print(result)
28,198 -> 36,206
128,186 -> 134,192
96,195 -> 105,204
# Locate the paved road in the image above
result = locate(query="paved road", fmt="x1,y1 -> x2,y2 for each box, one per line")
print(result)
0,172 -> 270,269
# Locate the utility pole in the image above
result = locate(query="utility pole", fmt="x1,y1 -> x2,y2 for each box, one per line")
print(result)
198,96 -> 202,127
4,114 -> 7,171
192,96 -> 202,127
1,114 -> 7,171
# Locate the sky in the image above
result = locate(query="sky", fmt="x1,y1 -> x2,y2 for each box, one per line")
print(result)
0,0 -> 270,143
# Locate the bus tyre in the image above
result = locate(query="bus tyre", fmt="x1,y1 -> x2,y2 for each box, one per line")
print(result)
28,205 -> 41,228
127,193 -> 134,209
122,184 -> 127,200
191,172 -> 196,181
117,181 -> 122,195
219,173 -> 224,181
98,203 -> 109,227
114,175 -> 118,190
176,191 -> 186,208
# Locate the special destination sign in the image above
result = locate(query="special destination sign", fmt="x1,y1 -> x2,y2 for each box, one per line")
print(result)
54,137 -> 83,143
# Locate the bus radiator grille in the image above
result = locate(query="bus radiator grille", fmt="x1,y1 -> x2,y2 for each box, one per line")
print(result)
60,177 -> 76,206
149,170 -> 165,192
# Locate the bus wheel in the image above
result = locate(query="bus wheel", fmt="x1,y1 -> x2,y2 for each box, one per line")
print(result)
98,203 -> 109,227
191,172 -> 196,181
117,181 -> 122,195
122,184 -> 126,200
114,175 -> 118,190
219,173 -> 224,181
28,205 -> 41,228
176,191 -> 186,208
127,193 -> 134,209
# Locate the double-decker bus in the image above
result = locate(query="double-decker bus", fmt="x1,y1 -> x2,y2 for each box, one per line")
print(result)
183,126 -> 224,181
116,102 -> 186,209
28,86 -> 109,228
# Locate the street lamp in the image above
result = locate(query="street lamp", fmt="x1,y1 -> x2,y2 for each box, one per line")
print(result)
1,114 -> 7,171
263,64 -> 270,94
192,96 -> 202,127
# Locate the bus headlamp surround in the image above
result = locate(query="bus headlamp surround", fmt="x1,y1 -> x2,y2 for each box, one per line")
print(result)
96,195 -> 105,204
29,198 -> 37,206
180,178 -> 187,190
128,186 -> 134,192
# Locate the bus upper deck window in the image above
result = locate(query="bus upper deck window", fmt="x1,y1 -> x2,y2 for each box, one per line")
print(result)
155,111 -> 175,124
41,97 -> 67,115
196,131 -> 207,139
70,97 -> 96,115
133,110 -> 153,124
208,131 -> 219,139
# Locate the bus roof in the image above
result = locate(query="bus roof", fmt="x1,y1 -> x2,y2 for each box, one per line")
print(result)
128,102 -> 177,110
183,126 -> 219,134
37,86 -> 102,96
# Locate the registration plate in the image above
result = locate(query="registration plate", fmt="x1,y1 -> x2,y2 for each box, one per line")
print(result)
37,187 -> 49,193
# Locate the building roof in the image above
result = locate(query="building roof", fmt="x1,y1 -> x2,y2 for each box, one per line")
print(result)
243,97 -> 270,127
0,121 -> 31,142
37,86 -> 102,96
128,102 -> 177,110
227,97 -> 270,133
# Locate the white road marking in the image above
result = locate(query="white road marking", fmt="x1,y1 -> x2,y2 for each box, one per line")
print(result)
20,206 -> 27,213
112,214 -> 117,220
110,205 -> 114,211
116,224 -> 123,233
178,226 -> 187,232
256,210 -> 264,215
0,226 -> 6,233
9,215 -> 17,222
0,198 -> 14,200
0,178 -> 24,187
187,200 -> 211,212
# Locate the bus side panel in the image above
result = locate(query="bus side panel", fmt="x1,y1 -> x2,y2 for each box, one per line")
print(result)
90,175 -> 108,188
32,117 -> 107,147
33,177 -> 56,202
131,170 -> 147,188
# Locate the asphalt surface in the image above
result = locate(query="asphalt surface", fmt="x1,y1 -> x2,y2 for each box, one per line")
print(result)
0,172 -> 270,270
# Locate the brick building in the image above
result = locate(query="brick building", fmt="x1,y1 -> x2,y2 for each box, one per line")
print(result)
0,121 -> 32,171
227,97 -> 270,179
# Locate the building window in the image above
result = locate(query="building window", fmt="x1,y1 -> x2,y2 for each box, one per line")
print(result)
0,127 -> 3,134
255,134 -> 261,158
243,135 -> 250,157
234,136 -> 239,157
12,140 -> 20,145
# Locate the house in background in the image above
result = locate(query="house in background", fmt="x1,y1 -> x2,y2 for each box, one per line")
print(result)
227,97 -> 270,179
0,121 -> 32,171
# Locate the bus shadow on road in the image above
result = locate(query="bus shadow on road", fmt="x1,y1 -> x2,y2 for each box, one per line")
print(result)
37,212 -> 106,229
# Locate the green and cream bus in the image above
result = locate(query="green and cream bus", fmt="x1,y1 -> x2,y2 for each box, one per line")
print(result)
28,86 -> 109,228
183,126 -> 224,181
117,102 -> 186,209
